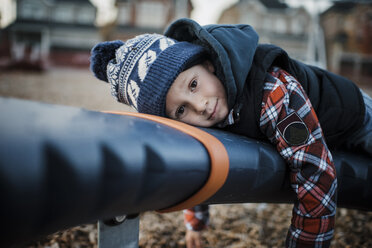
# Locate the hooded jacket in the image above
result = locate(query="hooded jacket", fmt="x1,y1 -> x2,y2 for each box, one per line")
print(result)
164,18 -> 365,148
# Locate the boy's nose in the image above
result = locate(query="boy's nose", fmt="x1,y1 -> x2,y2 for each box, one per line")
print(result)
193,98 -> 207,115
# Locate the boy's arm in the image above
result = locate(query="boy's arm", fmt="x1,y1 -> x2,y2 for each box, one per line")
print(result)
183,205 -> 209,231
259,67 -> 337,248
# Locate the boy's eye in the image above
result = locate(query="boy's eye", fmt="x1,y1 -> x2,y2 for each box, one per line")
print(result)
176,105 -> 185,118
190,80 -> 197,91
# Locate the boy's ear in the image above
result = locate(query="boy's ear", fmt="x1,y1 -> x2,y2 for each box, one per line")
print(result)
203,60 -> 215,73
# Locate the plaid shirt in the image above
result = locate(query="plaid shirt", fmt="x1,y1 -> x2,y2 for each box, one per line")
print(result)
184,67 -> 337,247
183,205 -> 209,231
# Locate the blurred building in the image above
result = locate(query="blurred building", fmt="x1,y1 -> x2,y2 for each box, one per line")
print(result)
0,0 -> 99,69
106,0 -> 192,41
320,1 -> 372,86
0,0 -> 193,70
218,0 -> 312,63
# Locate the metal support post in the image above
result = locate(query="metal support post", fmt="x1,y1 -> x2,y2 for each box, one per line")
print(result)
98,215 -> 140,248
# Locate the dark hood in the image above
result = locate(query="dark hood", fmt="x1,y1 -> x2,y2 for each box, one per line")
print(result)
164,18 -> 259,110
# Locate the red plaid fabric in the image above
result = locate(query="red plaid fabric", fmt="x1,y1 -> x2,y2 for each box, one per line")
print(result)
184,67 -> 337,247
183,205 -> 209,231
261,67 -> 337,247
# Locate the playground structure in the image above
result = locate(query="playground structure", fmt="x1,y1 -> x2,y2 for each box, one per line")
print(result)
0,97 -> 371,247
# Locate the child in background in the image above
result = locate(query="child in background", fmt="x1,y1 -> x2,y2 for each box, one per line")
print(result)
90,18 -> 372,248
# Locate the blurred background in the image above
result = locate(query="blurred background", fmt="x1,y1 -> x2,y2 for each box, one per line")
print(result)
0,0 -> 371,247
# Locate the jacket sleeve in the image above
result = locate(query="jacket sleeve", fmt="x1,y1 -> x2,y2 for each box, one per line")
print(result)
184,205 -> 209,231
259,67 -> 337,247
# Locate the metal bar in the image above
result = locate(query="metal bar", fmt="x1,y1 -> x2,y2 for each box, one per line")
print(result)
0,97 -> 371,247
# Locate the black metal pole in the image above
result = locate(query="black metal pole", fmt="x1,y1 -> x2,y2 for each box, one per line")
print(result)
0,97 -> 371,247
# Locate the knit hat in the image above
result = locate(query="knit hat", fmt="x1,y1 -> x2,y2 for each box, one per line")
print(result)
90,34 -> 206,116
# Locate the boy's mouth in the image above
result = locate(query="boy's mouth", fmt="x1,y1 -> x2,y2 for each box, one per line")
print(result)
208,99 -> 218,120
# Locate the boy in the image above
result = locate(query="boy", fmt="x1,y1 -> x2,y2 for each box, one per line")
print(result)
90,18 -> 371,247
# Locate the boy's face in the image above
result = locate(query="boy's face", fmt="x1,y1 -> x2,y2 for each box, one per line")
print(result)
166,61 -> 229,127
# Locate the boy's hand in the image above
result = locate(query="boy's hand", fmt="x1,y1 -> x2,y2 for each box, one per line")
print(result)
185,229 -> 203,248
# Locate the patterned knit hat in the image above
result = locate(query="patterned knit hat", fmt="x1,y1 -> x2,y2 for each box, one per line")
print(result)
90,34 -> 206,116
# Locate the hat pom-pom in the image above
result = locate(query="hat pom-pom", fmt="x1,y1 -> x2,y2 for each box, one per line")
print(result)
90,40 -> 124,82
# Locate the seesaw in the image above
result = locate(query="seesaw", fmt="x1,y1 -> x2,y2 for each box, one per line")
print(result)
0,97 -> 371,247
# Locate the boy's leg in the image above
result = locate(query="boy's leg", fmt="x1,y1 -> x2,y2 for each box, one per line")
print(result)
345,90 -> 372,156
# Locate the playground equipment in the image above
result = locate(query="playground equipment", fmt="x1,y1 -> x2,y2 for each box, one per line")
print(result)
0,97 -> 371,247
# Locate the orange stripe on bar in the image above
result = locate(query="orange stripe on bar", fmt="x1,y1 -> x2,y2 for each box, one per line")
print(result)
104,111 -> 229,213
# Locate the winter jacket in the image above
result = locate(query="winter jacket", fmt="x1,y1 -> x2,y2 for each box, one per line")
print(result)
165,18 -> 365,148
